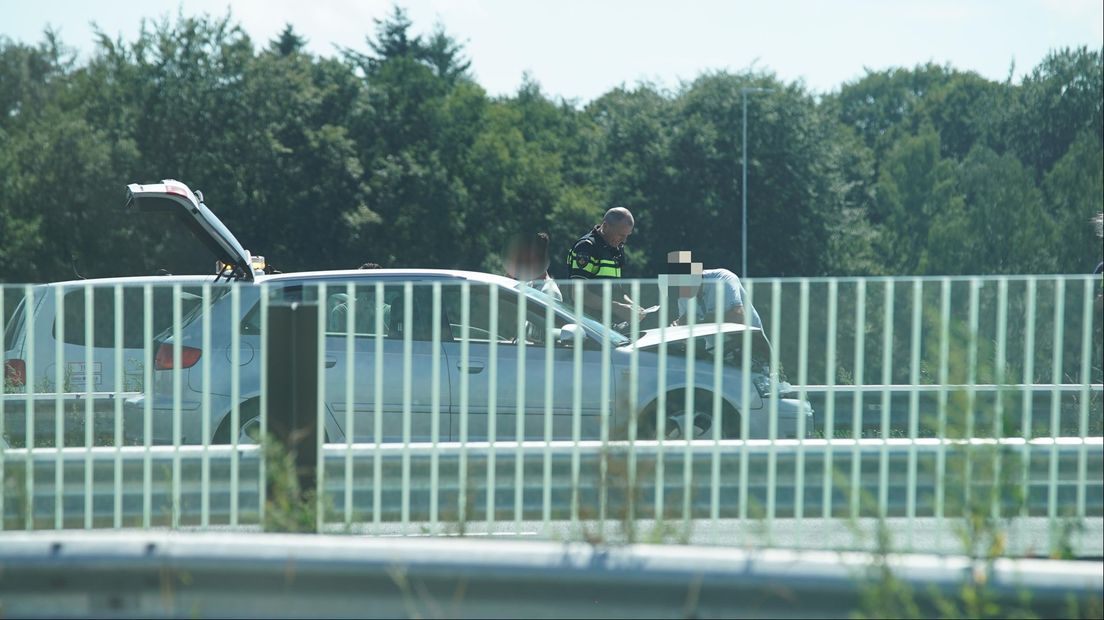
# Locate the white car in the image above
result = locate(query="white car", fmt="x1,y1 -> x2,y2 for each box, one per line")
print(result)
120,180 -> 813,445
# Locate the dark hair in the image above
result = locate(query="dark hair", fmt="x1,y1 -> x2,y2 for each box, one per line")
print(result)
359,262 -> 382,269
532,232 -> 549,263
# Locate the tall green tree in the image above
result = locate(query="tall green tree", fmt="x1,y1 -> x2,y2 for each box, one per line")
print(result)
874,129 -> 958,273
924,146 -> 1055,274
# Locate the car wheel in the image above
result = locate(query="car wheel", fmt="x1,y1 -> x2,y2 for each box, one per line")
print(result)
637,389 -> 740,440
237,416 -> 263,444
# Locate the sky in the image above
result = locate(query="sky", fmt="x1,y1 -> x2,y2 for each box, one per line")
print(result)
2,0 -> 1102,102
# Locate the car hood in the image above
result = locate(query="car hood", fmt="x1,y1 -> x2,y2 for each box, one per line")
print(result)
630,323 -> 758,349
624,322 -> 771,363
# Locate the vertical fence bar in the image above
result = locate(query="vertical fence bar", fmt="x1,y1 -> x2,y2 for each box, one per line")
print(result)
964,279 -> 980,511
878,280 -> 894,520
1047,278 -> 1065,549
344,282 -> 356,527
230,285 -> 242,527
200,285 -> 212,528
372,283 -> 384,531
795,279 -> 810,546
682,296 -> 697,534
1076,277 -> 1093,519
83,285 -> 93,529
401,282 -> 413,531
656,283 -> 669,523
822,279 -> 838,518
906,279 -> 922,548
316,282 -> 327,532
710,279 -> 724,541
53,286 -> 64,529
850,280 -> 866,519
0,286 -> 5,531
571,282 -> 586,529
765,280 -> 782,543
739,282 -> 753,544
628,280 -> 641,531
542,295 -> 554,536
599,281 -> 612,537
258,284 -> 269,524
457,282 -> 469,528
431,283 -> 442,534
113,285 -> 124,529
1019,278 -> 1037,519
935,278 -> 951,550
23,285 -> 34,531
993,278 -> 1008,522
171,285 -> 182,529
514,286 -> 526,533
487,284 -> 499,530
142,285 -> 152,528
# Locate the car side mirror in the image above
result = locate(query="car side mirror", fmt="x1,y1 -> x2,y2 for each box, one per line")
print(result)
557,323 -> 583,347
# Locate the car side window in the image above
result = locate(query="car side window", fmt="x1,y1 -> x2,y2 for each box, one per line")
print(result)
240,285 -> 302,335
442,285 -> 561,346
324,284 -> 398,338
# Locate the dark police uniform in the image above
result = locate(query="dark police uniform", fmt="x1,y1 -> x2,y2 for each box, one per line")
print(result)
567,225 -> 624,280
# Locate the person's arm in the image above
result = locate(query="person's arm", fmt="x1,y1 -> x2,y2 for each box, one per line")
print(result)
722,305 -> 747,325
572,285 -> 636,323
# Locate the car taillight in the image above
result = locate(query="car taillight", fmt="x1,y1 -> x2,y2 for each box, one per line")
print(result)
4,358 -> 26,387
154,344 -> 202,370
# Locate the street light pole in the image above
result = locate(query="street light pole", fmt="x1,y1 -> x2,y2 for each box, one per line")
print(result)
741,87 -> 772,279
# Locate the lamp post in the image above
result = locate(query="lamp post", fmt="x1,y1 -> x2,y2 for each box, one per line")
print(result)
741,87 -> 772,279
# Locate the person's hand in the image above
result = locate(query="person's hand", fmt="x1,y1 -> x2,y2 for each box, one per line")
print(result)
613,301 -> 647,324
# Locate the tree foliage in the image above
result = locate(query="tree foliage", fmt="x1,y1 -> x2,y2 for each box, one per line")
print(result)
0,11 -> 1100,283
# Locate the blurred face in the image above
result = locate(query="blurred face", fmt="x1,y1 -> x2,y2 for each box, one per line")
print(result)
504,245 -> 523,278
506,242 -> 545,281
600,220 -> 634,247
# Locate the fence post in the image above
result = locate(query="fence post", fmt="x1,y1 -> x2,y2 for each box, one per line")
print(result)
265,302 -> 319,497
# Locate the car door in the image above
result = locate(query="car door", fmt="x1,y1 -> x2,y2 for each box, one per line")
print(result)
441,282 -> 606,442
320,280 -> 451,443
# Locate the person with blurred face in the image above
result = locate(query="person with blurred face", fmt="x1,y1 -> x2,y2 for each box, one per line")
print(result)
663,251 -> 767,346
567,207 -> 642,322
506,232 -> 562,302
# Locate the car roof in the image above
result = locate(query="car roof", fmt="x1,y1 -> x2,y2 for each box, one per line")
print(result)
256,269 -> 521,288
41,274 -> 220,287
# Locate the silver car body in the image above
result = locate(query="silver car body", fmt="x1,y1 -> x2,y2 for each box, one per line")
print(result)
130,269 -> 812,444
3,276 -> 219,444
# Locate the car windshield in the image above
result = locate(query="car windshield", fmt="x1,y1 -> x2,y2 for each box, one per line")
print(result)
515,283 -> 631,347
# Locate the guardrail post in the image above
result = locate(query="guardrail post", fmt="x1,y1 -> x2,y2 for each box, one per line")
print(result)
265,302 -> 319,497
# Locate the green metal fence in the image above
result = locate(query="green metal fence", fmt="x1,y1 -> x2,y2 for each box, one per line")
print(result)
2,274 -> 1101,556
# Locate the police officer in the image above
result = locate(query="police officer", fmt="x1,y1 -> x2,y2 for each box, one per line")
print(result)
567,207 -> 642,322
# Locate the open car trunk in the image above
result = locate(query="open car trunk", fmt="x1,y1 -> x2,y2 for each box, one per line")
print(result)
125,180 -> 256,281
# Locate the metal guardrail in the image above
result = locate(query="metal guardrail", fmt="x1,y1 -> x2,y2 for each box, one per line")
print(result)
0,531 -> 1099,618
3,438 -> 1101,556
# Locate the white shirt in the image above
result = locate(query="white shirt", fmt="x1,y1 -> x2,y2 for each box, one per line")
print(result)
520,276 -> 562,302
677,269 -> 762,329
537,277 -> 563,302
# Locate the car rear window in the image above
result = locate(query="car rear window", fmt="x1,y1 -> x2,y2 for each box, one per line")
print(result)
54,286 -> 205,349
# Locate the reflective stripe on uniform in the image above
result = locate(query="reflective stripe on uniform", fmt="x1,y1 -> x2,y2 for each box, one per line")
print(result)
569,250 -> 601,275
